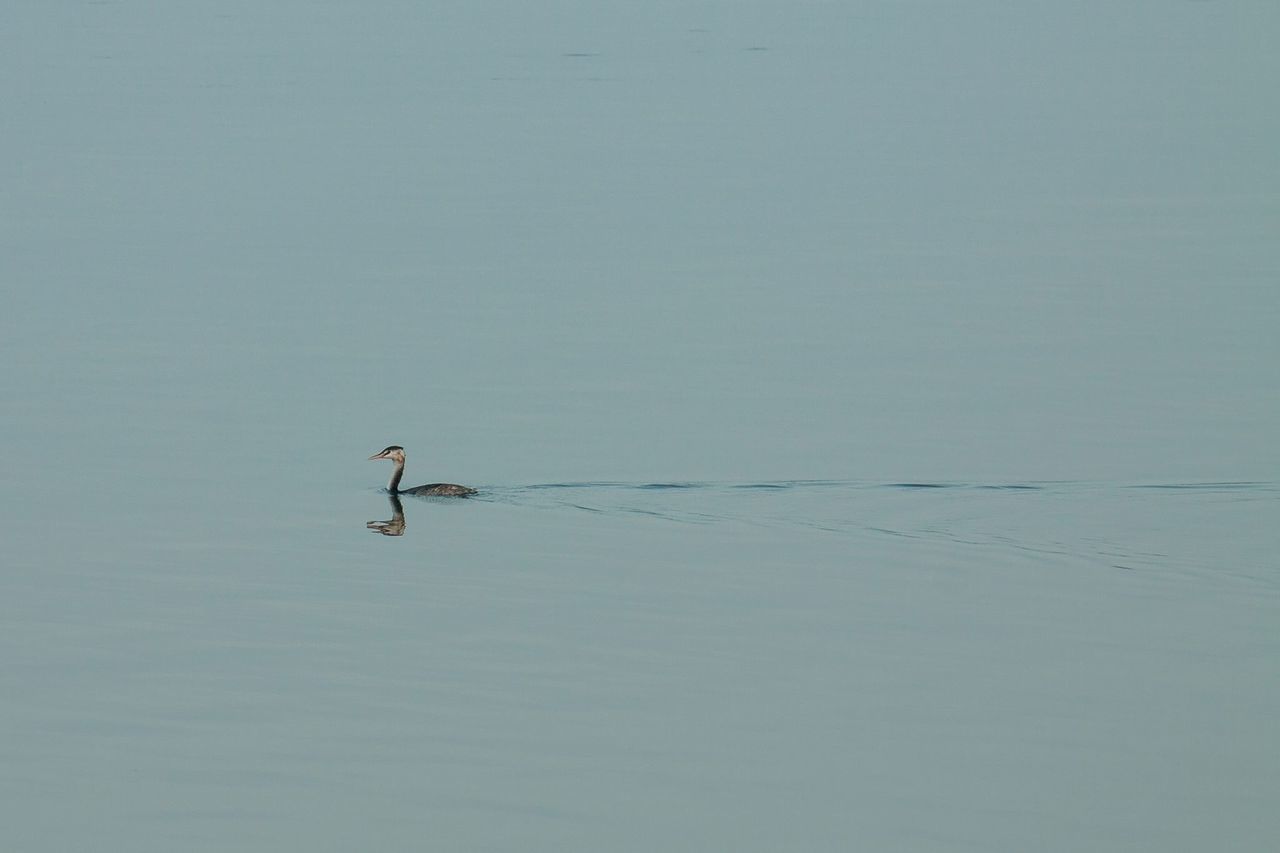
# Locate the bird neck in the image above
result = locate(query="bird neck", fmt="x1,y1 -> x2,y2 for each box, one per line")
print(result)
388,459 -> 405,493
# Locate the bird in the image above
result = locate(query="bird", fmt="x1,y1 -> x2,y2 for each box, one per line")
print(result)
367,445 -> 477,497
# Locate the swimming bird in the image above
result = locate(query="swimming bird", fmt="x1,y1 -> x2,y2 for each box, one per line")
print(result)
368,446 -> 477,497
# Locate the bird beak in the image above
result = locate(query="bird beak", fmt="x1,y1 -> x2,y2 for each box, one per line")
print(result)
368,451 -> 387,460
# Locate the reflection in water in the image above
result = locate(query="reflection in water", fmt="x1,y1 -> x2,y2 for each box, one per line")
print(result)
366,494 -> 406,536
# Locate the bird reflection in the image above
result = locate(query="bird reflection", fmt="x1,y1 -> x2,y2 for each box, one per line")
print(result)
366,494 -> 406,536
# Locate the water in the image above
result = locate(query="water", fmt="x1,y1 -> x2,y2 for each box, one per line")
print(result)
3,2 -> 1278,850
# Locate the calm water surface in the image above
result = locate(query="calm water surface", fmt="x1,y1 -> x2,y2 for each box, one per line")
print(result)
3,2 -> 1278,851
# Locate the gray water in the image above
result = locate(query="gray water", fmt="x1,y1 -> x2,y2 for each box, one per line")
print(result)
3,2 -> 1278,851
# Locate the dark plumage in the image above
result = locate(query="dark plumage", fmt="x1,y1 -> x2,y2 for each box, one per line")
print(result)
401,482 -> 477,497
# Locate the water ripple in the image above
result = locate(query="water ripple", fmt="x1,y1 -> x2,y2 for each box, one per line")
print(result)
469,480 -> 1280,587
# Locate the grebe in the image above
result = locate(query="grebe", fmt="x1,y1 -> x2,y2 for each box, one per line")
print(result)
368,446 -> 477,497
